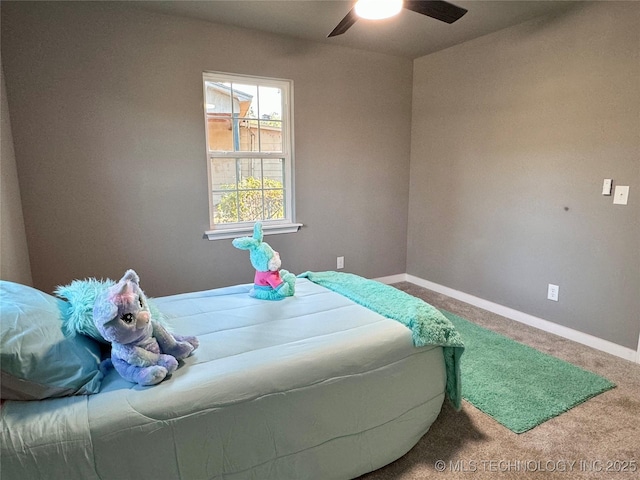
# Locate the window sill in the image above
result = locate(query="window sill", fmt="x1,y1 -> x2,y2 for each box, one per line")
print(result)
204,223 -> 303,241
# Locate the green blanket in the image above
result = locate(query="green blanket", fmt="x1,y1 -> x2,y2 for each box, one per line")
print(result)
299,271 -> 465,410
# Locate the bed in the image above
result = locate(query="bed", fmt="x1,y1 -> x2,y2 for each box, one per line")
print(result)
0,272 -> 463,480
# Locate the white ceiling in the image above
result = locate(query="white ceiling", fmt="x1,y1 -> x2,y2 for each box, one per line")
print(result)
134,1 -> 582,58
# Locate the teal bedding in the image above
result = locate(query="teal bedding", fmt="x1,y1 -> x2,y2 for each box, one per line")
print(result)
1,278 -> 447,479
300,271 -> 464,409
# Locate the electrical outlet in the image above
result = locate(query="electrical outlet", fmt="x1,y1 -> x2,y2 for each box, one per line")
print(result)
337,256 -> 344,269
547,284 -> 559,302
613,185 -> 629,205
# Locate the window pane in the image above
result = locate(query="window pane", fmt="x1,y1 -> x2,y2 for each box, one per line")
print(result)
206,113 -> 233,151
237,158 -> 262,184
210,158 -> 237,191
236,161 -> 264,221
211,157 -> 238,224
238,119 -> 259,152
258,87 -> 282,153
262,158 -> 284,184
205,82 -> 233,115
264,189 -> 285,220
259,120 -> 283,152
237,190 -> 264,222
232,84 -> 258,119
213,192 -> 238,224
205,82 -> 233,151
262,158 -> 285,220
259,86 -> 282,120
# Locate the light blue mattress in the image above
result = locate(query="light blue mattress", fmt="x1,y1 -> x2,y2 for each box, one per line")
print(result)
1,278 -> 446,479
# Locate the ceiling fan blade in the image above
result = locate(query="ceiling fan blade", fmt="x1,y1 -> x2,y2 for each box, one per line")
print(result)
404,0 -> 468,24
328,7 -> 358,37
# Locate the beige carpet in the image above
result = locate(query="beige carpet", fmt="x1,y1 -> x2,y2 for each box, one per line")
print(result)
360,282 -> 640,479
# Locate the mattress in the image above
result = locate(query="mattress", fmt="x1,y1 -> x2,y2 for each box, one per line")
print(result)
1,278 -> 446,480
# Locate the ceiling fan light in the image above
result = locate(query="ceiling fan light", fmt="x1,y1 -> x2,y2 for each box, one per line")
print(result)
355,0 -> 403,20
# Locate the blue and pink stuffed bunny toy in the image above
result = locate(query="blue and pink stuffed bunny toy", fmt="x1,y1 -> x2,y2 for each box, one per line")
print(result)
93,269 -> 198,386
232,222 -> 296,300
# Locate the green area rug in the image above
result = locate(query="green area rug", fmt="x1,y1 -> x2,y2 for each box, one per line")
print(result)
441,310 -> 616,433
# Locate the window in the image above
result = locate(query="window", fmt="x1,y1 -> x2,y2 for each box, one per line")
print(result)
202,72 -> 300,240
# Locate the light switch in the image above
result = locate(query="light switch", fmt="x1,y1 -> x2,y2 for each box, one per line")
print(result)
602,178 -> 612,195
613,185 -> 629,205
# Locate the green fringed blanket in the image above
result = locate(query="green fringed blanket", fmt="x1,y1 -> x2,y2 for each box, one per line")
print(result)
299,271 -> 465,410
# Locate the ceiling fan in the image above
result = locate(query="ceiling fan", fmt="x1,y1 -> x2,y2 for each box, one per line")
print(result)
328,0 -> 468,37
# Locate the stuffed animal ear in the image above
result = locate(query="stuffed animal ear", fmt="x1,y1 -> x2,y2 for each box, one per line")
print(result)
232,222 -> 264,250
121,269 -> 140,285
253,222 -> 264,242
232,236 -> 259,250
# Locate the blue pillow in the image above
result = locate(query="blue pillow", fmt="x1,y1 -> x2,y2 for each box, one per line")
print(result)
0,281 -> 104,400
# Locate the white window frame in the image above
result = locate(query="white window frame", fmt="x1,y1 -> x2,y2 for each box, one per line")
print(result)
202,71 -> 301,240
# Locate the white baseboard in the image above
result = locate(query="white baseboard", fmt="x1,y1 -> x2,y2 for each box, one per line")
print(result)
373,273 -> 407,284
376,273 -> 639,364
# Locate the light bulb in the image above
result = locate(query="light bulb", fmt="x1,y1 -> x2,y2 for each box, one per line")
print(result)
355,0 -> 403,20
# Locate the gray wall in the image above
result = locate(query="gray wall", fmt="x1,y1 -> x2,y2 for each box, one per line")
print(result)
1,62 -> 33,286
1,2 -> 412,296
408,2 -> 639,349
4,1 -> 638,351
